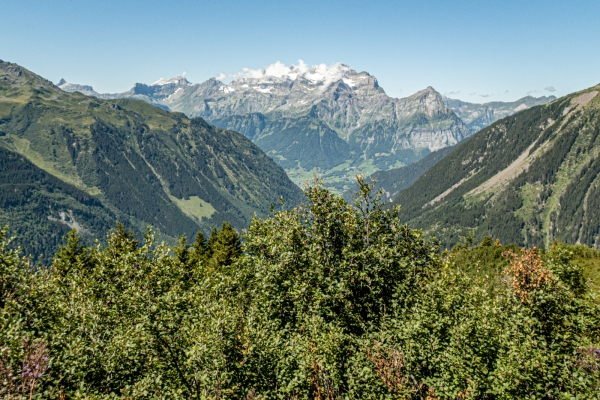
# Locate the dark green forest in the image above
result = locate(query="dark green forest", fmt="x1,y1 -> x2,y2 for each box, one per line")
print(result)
2,180 -> 600,399
0,146 -> 121,263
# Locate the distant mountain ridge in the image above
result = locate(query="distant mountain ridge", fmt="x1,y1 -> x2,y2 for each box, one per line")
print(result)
392,84 -> 600,249
58,62 -> 555,192
444,95 -> 557,132
59,63 -> 471,192
0,61 -> 303,261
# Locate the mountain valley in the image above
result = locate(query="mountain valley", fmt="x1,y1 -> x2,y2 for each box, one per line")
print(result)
59,63 -> 555,193
0,61 -> 303,260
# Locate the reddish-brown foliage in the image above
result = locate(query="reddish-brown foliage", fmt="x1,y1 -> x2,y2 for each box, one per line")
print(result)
503,247 -> 553,301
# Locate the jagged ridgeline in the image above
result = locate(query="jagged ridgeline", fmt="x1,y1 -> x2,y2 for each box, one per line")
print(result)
59,63 -> 557,194
393,84 -> 600,249
60,65 -> 474,193
0,61 -> 303,261
443,95 -> 556,132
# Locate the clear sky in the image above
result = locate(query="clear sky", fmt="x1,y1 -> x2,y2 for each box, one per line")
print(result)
1,0 -> 599,103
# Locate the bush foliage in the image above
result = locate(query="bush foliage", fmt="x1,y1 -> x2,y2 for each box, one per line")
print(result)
1,179 -> 600,399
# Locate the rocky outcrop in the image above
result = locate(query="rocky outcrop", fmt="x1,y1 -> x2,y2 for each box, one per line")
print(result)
151,65 -> 470,190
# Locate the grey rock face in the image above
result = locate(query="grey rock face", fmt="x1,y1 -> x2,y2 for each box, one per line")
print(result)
103,64 -> 470,191
58,80 -> 101,97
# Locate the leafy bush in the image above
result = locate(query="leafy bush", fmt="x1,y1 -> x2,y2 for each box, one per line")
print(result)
0,180 -> 599,398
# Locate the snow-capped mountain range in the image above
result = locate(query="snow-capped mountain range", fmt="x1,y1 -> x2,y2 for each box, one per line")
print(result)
58,61 -> 554,191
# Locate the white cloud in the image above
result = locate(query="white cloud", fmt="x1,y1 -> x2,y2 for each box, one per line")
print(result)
223,60 -> 350,87
480,94 -> 493,98
264,61 -> 290,78
545,86 -> 556,92
240,67 -> 264,79
215,73 -> 226,81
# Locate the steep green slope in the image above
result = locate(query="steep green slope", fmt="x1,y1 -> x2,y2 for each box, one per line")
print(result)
393,85 -> 600,248
343,145 -> 456,202
0,61 -> 303,257
0,147 -> 121,262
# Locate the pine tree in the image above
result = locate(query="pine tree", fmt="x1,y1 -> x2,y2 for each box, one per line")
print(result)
207,222 -> 241,271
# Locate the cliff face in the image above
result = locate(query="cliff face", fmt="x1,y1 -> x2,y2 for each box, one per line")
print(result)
58,63 -> 559,193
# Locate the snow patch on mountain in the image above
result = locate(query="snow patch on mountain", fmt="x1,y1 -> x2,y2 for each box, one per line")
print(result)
152,73 -> 189,86
166,87 -> 183,100
151,75 -> 190,88
217,60 -> 357,91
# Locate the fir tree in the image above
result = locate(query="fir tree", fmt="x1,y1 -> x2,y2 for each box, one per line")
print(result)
207,222 -> 241,270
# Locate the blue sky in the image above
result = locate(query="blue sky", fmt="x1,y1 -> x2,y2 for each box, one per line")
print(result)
1,0 -> 599,102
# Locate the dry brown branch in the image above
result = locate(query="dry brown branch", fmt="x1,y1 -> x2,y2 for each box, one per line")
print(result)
309,360 -> 338,400
503,247 -> 552,302
366,341 -> 423,399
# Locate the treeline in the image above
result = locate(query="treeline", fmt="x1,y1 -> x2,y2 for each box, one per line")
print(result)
1,180 -> 600,399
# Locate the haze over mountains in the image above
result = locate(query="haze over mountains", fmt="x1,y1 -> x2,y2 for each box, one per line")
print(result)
58,61 -> 554,192
0,61 -> 302,261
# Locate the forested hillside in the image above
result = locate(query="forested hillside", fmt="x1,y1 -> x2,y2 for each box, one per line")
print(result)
393,85 -> 600,248
0,61 -> 303,260
0,147 -> 120,262
343,145 -> 456,202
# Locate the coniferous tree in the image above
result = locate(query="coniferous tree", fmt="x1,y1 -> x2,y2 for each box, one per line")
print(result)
190,230 -> 209,267
208,222 -> 242,270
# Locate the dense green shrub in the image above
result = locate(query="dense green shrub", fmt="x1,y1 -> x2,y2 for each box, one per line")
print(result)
1,180 -> 599,398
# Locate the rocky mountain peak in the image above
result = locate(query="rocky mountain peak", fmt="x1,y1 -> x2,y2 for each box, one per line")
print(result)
128,75 -> 190,99
219,62 -> 383,95
55,79 -> 98,96
55,60 -> 528,191
151,75 -> 190,87
403,86 -> 450,118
